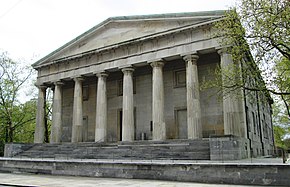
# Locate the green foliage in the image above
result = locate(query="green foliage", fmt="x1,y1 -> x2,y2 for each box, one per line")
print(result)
0,51 -> 36,150
211,0 -> 290,116
274,57 -> 290,117
273,125 -> 287,148
13,100 -> 37,143
209,0 -> 290,149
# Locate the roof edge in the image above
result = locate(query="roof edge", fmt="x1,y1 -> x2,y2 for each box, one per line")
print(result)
32,10 -> 226,68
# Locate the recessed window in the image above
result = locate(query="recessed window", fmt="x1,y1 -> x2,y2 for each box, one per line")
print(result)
82,85 -> 89,101
174,70 -> 186,88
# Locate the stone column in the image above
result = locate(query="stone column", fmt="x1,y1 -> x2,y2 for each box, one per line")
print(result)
218,49 -> 240,135
95,72 -> 108,142
183,54 -> 202,139
50,81 -> 63,143
71,77 -> 84,142
34,85 -> 46,143
151,61 -> 166,140
121,67 -> 135,141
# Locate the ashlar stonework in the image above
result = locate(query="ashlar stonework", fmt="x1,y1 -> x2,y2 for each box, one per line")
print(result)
32,11 -> 274,159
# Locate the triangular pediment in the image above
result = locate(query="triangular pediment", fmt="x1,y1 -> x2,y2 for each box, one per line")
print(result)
33,11 -> 224,67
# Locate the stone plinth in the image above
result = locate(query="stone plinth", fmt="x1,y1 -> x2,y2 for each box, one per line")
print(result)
209,135 -> 250,160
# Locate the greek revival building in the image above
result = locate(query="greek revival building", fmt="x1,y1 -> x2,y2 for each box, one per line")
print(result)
32,11 -> 274,158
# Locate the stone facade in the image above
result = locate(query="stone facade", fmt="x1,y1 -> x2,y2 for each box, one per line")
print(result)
32,11 -> 274,158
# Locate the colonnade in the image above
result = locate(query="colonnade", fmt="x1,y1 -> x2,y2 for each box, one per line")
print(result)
34,51 -> 233,143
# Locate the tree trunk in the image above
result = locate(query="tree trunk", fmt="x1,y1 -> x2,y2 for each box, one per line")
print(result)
8,121 -> 13,142
5,125 -> 8,142
44,114 -> 49,143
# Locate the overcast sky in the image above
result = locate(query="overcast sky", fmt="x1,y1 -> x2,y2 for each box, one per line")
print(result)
0,0 -> 236,63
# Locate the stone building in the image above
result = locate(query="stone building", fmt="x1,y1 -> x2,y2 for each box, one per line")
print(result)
32,10 -> 274,158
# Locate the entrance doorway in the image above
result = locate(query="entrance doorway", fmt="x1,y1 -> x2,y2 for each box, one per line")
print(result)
82,116 -> 88,142
175,109 -> 187,139
117,110 -> 123,141
117,108 -> 136,141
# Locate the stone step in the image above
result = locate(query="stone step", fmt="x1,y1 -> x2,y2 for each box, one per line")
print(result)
15,139 -> 210,160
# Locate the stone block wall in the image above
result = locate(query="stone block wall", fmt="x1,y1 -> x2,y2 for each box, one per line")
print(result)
209,135 -> 250,160
4,143 -> 34,157
0,158 -> 289,186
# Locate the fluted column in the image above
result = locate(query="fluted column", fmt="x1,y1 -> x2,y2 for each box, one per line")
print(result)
71,77 -> 84,142
50,81 -> 64,143
121,67 -> 135,141
183,54 -> 202,139
151,61 -> 166,140
34,85 -> 46,143
95,72 -> 108,142
218,49 -> 240,135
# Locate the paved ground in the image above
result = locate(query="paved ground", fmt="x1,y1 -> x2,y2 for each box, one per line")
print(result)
0,173 -> 266,187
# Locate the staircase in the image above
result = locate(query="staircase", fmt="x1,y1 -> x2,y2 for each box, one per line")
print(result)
14,139 -> 210,160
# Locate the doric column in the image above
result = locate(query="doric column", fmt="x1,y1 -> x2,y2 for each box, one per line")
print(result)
218,49 -> 240,135
71,77 -> 84,142
183,54 -> 202,139
95,72 -> 108,142
50,81 -> 63,143
121,67 -> 135,141
34,85 -> 46,143
150,61 -> 166,140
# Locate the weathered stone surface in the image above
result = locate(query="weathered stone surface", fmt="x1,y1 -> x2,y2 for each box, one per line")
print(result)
8,140 -> 209,160
151,61 -> 166,140
34,86 -> 46,143
95,72 -> 108,142
183,54 -> 202,139
4,143 -> 34,157
0,158 -> 289,186
209,135 -> 249,160
121,67 -> 135,141
31,11 -> 274,160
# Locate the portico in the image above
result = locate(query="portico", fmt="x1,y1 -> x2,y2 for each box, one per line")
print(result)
34,49 -> 230,143
31,11 -> 273,160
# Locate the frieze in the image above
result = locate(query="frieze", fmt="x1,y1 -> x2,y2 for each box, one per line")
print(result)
36,25 -> 219,85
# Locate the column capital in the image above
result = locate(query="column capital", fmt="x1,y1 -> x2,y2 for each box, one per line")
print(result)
73,76 -> 85,82
150,61 -> 165,68
35,84 -> 47,90
54,81 -> 64,86
121,67 -> 134,74
183,54 -> 199,64
217,47 -> 231,56
96,72 -> 109,78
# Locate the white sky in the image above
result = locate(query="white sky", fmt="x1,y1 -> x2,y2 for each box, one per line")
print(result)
0,0 -> 236,63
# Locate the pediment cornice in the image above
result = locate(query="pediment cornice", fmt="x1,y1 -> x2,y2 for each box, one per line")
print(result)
32,10 -> 225,69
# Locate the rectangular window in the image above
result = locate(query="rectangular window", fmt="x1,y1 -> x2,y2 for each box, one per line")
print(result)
82,85 -> 89,101
252,112 -> 256,134
174,70 -> 186,88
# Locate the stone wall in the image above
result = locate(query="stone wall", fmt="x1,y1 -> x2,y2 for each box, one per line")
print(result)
4,143 -> 34,157
0,158 -> 289,186
244,86 -> 274,157
209,135 -> 250,160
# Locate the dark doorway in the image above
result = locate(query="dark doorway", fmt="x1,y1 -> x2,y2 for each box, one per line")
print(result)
175,109 -> 187,139
117,110 -> 123,141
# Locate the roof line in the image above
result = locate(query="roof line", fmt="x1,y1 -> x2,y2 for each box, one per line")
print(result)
33,16 -> 224,69
32,10 -> 226,67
